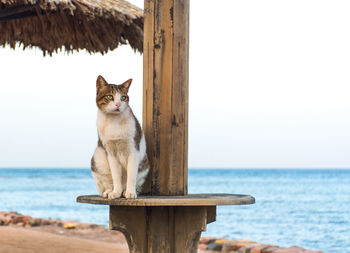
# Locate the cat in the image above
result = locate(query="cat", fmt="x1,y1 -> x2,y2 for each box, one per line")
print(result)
91,75 -> 149,199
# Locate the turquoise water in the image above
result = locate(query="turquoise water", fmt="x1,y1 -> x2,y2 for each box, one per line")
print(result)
0,169 -> 349,253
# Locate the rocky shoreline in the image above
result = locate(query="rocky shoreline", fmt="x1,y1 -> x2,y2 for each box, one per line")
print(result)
0,211 -> 324,253
198,238 -> 323,253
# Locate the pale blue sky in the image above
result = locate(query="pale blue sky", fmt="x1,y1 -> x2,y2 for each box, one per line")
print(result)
1,0 -> 350,168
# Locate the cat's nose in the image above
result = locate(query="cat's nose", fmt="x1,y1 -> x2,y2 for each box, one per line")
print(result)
115,102 -> 121,108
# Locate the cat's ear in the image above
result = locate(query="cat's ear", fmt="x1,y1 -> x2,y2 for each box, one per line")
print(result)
121,79 -> 132,92
96,75 -> 108,92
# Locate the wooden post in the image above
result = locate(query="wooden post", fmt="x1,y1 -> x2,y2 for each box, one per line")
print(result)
143,0 -> 189,195
110,206 -> 215,253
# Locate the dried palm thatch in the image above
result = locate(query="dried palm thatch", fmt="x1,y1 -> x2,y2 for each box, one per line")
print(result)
0,0 -> 143,55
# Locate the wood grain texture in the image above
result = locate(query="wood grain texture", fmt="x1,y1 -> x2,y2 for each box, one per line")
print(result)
206,206 -> 217,224
110,206 -> 210,253
77,194 -> 255,206
142,0 -> 155,195
142,0 -> 189,195
109,206 -> 148,253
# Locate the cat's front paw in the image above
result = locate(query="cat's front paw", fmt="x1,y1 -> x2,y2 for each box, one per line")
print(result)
107,190 -> 123,199
102,190 -> 112,198
124,190 -> 137,199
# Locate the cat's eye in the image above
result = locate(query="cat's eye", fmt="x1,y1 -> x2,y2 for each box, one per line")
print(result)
121,96 -> 127,101
106,95 -> 113,100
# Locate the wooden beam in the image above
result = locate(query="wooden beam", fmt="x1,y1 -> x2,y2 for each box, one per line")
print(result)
77,194 -> 256,206
110,206 -> 209,253
143,0 -> 189,195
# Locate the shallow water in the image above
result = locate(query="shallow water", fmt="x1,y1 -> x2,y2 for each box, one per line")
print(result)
0,168 -> 349,253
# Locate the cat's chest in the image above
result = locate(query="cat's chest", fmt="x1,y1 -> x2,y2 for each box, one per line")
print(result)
97,119 -> 134,143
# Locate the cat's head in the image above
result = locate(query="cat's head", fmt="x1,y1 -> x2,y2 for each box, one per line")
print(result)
96,75 -> 132,115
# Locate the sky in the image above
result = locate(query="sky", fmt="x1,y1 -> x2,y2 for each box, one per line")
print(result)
0,0 -> 350,169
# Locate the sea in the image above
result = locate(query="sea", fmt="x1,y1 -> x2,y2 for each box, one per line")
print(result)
0,168 -> 349,253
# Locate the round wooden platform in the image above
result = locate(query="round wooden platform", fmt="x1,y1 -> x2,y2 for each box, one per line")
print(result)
77,194 -> 255,206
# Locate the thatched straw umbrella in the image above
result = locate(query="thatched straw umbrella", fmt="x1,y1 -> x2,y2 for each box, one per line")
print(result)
0,0 -> 143,55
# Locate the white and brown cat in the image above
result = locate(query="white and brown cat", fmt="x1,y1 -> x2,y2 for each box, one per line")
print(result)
91,75 -> 149,199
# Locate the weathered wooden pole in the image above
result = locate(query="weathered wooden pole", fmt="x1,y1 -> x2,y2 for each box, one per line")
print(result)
143,0 -> 189,195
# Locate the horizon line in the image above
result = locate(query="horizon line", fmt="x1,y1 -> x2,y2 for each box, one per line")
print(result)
0,167 -> 350,170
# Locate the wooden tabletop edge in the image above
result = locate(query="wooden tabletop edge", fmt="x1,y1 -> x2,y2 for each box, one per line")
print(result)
76,194 -> 255,206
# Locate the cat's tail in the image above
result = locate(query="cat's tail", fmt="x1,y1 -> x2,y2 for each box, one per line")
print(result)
136,167 -> 149,194
136,154 -> 150,194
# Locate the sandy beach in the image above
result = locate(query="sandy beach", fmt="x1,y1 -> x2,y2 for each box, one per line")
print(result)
0,211 -> 129,253
0,211 -> 323,253
0,226 -> 128,253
